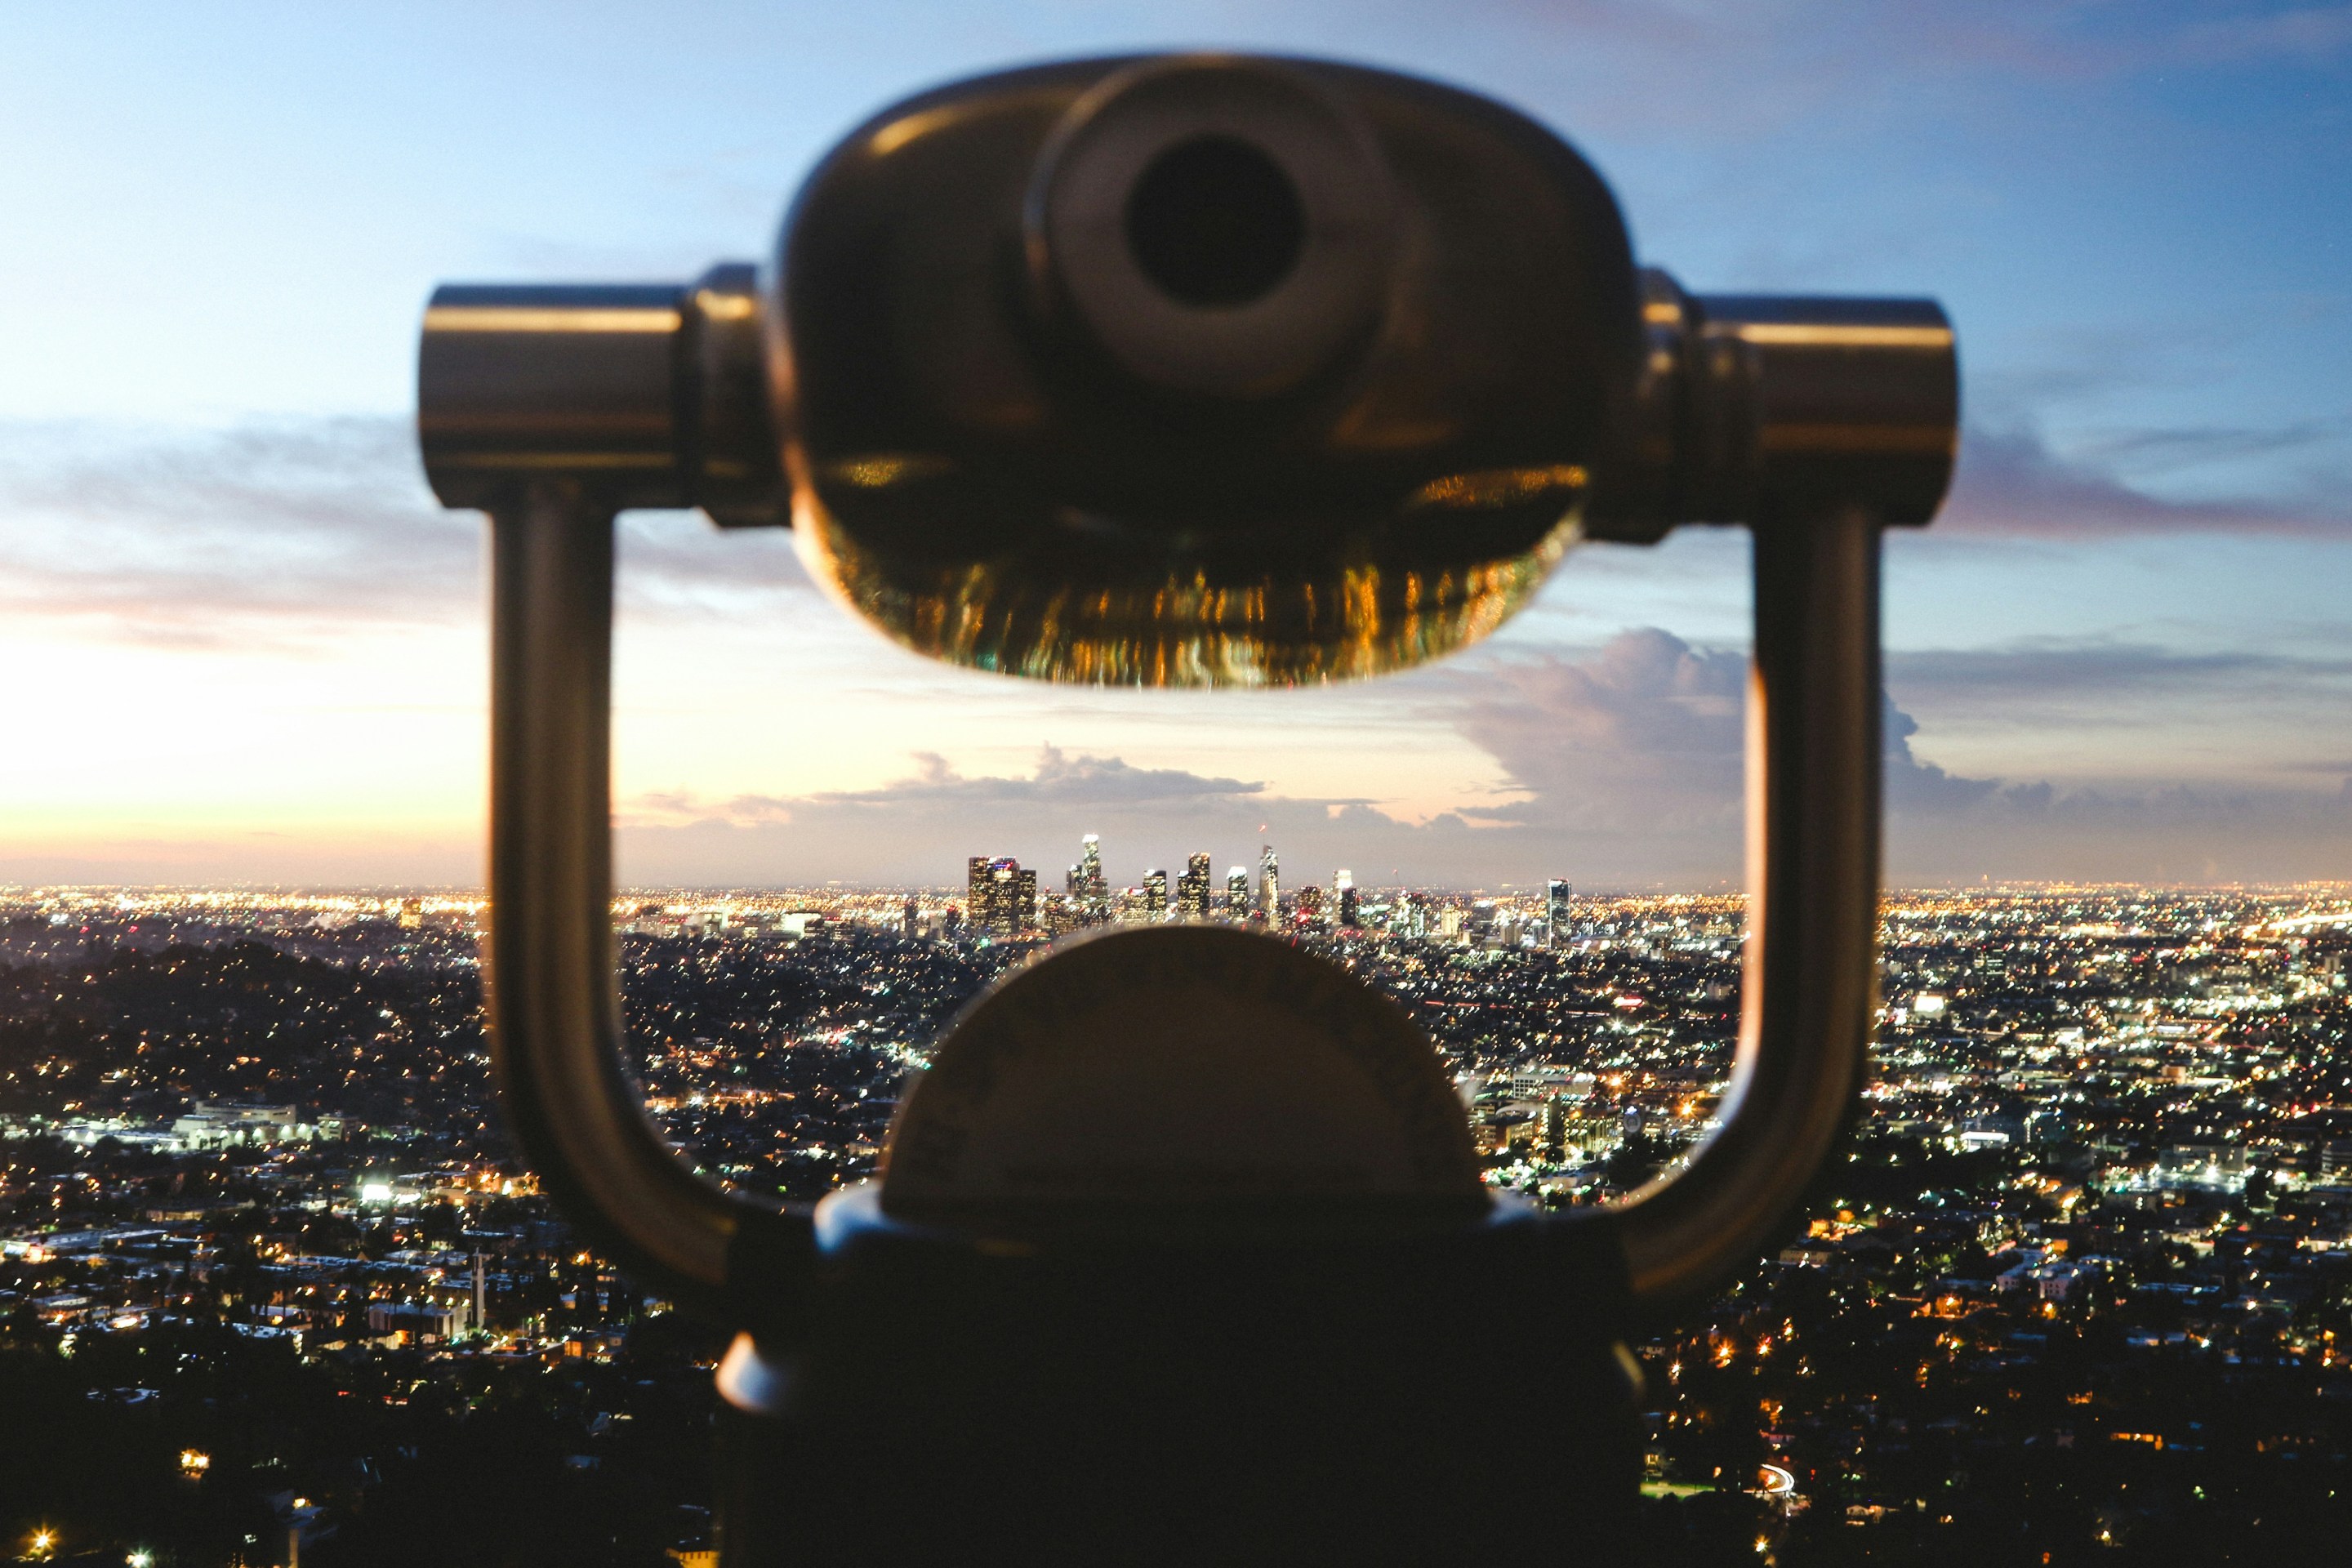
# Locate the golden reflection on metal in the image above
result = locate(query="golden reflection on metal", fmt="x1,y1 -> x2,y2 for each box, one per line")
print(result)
421,306 -> 683,334
1404,465 -> 1588,512
820,453 -> 960,490
866,90 -> 1062,159
793,456 -> 1584,688
1731,323 -> 1953,350
693,289 -> 760,322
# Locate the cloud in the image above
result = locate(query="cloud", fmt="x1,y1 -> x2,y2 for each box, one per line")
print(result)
1888,639 -> 2352,719
1441,627 -> 1997,826
0,416 -> 808,647
617,746 -> 1309,889
0,416 -> 471,645
627,746 -> 1267,831
614,626 -> 2352,889
1938,425 -> 2351,541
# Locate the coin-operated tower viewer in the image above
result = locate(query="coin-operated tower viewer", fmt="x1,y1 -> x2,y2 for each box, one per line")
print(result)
418,53 -> 1955,1566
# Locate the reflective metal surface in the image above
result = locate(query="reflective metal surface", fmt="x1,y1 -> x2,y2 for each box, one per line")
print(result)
880,924 -> 1486,1239
777,55 -> 1640,685
1614,508 -> 1882,1311
421,266 -> 783,519
1587,271 -> 1956,539
485,486 -> 745,1307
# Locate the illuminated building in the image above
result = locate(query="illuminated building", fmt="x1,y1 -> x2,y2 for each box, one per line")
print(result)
1073,834 -> 1110,925
1226,866 -> 1250,918
967,857 -> 995,933
1296,883 -> 1325,926
1143,869 -> 1169,919
1176,853 -> 1212,920
1258,844 -> 1280,921
1334,868 -> 1359,929
1548,879 -> 1574,947
969,856 -> 1033,936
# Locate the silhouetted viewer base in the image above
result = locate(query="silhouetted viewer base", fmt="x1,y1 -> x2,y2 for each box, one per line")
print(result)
717,1191 -> 1638,1566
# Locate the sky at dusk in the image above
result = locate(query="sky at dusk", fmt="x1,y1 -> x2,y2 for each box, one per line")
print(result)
2,1 -> 2348,892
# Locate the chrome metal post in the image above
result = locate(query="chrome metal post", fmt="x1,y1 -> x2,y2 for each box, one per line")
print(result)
1615,507 -> 1882,1312
487,483 -> 741,1308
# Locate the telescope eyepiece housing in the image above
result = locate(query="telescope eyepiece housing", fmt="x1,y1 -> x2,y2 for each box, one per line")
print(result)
777,55 -> 1645,684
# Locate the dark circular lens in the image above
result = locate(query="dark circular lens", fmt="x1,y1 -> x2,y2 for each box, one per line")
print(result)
1124,135 -> 1306,308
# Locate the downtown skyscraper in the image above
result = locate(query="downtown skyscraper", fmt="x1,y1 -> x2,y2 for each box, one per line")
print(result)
1176,853 -> 1213,920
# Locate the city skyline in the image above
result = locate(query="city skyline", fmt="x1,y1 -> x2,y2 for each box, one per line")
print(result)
1,2 -> 2348,888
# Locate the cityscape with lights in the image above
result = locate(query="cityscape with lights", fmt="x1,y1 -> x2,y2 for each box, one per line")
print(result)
4,853 -> 2352,1564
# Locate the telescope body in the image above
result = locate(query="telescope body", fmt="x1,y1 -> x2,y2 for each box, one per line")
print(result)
415,51 -> 1958,1566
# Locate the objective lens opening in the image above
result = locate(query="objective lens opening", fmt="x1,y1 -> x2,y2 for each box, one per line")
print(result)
1124,135 -> 1306,309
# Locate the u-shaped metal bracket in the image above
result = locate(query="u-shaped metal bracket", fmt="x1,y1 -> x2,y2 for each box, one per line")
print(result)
430,237 -> 1953,1325
477,485 -> 1886,1322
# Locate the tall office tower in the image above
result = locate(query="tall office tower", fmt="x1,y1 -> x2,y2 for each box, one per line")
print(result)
967,857 -> 996,934
1547,879 -> 1574,947
1334,868 -> 1360,929
1143,869 -> 1169,918
987,859 -> 1018,937
1258,844 -> 1281,920
1076,833 -> 1108,923
1226,867 -> 1250,919
977,857 -> 1029,937
1296,883 -> 1325,925
902,897 -> 919,939
1175,853 -> 1212,920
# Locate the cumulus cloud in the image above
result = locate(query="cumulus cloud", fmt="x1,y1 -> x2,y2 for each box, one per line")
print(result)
618,747 -> 1312,889
616,627 -> 2352,890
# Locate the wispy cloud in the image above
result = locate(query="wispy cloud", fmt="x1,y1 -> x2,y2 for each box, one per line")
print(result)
0,416 -> 470,646
1938,425 -> 2351,540
1889,639 -> 2352,714
0,416 -> 809,648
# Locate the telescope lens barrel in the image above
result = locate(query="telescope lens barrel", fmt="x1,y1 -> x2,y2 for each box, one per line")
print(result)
1123,134 -> 1305,307
418,266 -> 782,522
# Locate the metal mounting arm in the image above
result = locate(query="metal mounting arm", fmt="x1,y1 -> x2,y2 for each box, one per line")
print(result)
1610,506 -> 1882,1312
487,486 -> 755,1309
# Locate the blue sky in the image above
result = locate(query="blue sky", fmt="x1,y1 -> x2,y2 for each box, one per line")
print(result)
1,1 -> 2347,889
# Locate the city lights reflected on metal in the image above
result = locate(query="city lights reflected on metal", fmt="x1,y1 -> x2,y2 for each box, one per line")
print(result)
795,497 -> 1580,688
